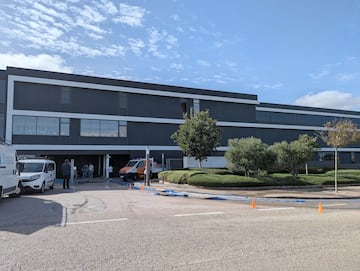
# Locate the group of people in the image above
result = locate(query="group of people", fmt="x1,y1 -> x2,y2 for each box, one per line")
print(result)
80,163 -> 94,178
61,160 -> 95,189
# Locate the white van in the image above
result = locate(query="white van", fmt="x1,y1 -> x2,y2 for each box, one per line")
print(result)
0,143 -> 21,199
18,159 -> 56,193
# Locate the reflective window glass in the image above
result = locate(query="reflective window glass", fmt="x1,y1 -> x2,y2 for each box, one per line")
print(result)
37,117 -> 59,135
100,120 -> 118,137
13,116 -> 36,135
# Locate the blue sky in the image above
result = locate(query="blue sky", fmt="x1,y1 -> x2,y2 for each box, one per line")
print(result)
1,0 -> 360,110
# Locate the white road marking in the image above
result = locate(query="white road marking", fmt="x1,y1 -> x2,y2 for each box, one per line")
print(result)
322,203 -> 347,207
257,207 -> 296,212
174,211 -> 224,217
57,218 -> 128,227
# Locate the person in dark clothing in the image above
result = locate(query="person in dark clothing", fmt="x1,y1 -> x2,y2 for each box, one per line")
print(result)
61,159 -> 71,189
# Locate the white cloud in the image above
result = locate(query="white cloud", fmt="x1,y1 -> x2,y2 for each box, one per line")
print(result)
336,73 -> 357,81
78,5 -> 106,23
171,14 -> 179,21
197,59 -> 211,67
170,63 -> 183,70
0,53 -> 73,73
147,27 -> 178,59
113,3 -> 146,27
96,0 -> 118,16
128,38 -> 145,56
309,70 -> 329,80
251,82 -> 283,90
294,90 -> 360,111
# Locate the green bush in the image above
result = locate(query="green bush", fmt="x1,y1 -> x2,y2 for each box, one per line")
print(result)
160,169 -> 360,187
158,170 -> 204,184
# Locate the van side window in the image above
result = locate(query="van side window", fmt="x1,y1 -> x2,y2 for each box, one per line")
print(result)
46,163 -> 55,171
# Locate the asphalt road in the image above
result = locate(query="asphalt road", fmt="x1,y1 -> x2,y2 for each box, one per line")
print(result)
1,182 -> 359,271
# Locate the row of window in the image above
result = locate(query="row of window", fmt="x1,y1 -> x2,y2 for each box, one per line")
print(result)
12,116 -> 127,138
81,119 -> 127,137
13,116 -> 70,136
256,111 -> 360,126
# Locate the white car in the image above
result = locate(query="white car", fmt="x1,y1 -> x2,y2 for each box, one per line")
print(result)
0,144 -> 21,199
18,159 -> 56,193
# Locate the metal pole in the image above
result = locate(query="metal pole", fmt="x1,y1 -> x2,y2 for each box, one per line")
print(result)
105,154 -> 110,179
145,148 -> 150,186
161,153 -> 165,170
70,159 -> 75,184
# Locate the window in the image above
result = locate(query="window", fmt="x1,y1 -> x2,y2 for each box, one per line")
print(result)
60,118 -> 70,136
100,120 -> 118,137
119,121 -> 127,137
81,119 -> 100,136
119,92 -> 128,109
81,119 -> 124,137
319,152 -> 334,161
61,87 -> 71,104
193,99 -> 200,113
37,117 -> 59,135
46,163 -> 55,171
13,116 -> 36,135
256,111 -> 271,122
13,116 -> 69,136
271,112 -> 297,123
351,152 -> 356,163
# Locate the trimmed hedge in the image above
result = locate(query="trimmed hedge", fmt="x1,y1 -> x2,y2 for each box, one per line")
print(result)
158,169 -> 360,187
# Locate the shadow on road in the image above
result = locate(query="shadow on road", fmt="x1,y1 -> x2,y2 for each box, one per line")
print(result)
0,196 -> 63,235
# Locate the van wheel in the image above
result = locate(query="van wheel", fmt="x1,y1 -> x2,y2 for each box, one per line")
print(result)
40,182 -> 45,193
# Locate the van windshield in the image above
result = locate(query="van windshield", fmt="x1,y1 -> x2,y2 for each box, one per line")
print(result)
18,163 -> 44,173
126,160 -> 138,167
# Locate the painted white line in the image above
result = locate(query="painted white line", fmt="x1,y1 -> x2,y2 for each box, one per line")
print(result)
174,211 -> 224,217
59,206 -> 67,227
322,203 -> 347,207
57,218 -> 128,227
258,207 -> 296,212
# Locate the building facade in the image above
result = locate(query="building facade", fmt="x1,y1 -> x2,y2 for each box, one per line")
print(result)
1,67 -> 360,177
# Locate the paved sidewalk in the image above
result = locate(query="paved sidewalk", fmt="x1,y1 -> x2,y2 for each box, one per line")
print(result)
139,181 -> 360,200
69,177 -> 360,200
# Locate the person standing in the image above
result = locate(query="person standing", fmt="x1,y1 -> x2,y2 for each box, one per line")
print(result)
88,163 -> 94,178
109,165 -> 113,179
61,159 -> 71,189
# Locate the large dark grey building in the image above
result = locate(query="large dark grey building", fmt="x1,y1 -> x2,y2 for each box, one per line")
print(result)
1,66 -> 360,176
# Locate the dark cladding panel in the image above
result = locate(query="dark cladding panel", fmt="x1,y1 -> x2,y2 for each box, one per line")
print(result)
71,87 -> 119,115
126,94 -> 185,119
201,100 -> 256,122
0,80 -> 5,139
127,122 -> 179,145
14,82 -> 62,111
220,127 -> 257,145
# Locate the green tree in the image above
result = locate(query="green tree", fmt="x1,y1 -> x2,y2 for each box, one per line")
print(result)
225,137 -> 275,177
297,134 -> 319,175
171,110 -> 221,168
272,135 -> 317,176
318,120 -> 360,193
